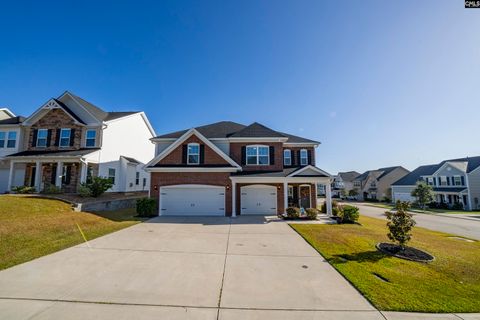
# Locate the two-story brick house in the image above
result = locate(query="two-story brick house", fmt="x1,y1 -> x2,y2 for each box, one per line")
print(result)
2,91 -> 156,194
145,121 -> 333,216
392,156 -> 480,211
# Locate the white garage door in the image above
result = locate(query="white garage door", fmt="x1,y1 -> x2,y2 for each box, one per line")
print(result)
160,185 -> 225,216
241,185 -> 277,215
394,192 -> 414,202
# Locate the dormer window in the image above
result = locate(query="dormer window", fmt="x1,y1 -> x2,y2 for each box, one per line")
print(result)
36,129 -> 48,147
300,149 -> 308,166
86,130 -> 96,147
187,143 -> 200,164
246,145 -> 269,165
59,129 -> 71,147
283,149 -> 291,166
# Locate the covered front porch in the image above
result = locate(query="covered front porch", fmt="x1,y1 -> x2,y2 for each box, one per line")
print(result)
6,158 -> 98,193
433,187 -> 469,210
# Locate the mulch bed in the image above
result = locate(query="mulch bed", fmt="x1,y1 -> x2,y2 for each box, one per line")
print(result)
376,242 -> 435,263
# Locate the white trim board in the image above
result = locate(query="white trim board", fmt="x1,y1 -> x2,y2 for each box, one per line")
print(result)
288,165 -> 332,178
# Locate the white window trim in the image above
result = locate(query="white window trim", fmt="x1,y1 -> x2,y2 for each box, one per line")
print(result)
59,128 -> 71,148
187,142 -> 200,165
439,176 -> 447,186
108,168 -> 116,184
453,175 -> 462,186
85,129 -> 96,148
300,149 -> 308,166
0,131 -> 5,148
246,145 -> 270,166
6,131 -> 16,148
135,172 -> 140,185
283,149 -> 291,166
36,129 -> 48,148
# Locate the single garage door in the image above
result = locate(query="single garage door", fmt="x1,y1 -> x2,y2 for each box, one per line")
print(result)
160,185 -> 225,216
394,192 -> 414,202
241,185 -> 277,215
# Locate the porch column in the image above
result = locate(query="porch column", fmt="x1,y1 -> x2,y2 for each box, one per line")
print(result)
232,181 -> 237,217
7,161 -> 15,191
34,161 -> 42,192
79,161 -> 88,184
283,181 -> 288,213
55,161 -> 63,188
325,182 -> 333,216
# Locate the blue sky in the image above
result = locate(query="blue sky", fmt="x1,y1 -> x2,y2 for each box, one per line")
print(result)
0,1 -> 478,174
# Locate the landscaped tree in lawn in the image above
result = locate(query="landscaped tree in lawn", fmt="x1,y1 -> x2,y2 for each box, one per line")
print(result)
411,181 -> 434,210
385,201 -> 416,250
349,189 -> 359,197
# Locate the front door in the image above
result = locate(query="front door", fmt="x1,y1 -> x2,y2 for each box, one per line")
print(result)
299,185 -> 311,208
30,166 -> 36,187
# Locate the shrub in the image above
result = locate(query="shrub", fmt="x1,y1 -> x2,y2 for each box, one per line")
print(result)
285,207 -> 300,219
305,208 -> 319,220
136,198 -> 157,217
41,184 -> 62,194
338,205 -> 359,224
12,186 -> 36,194
451,202 -> 464,210
81,176 -> 113,198
385,201 -> 416,250
332,205 -> 342,217
382,197 -> 391,203
78,184 -> 92,197
321,200 -> 339,214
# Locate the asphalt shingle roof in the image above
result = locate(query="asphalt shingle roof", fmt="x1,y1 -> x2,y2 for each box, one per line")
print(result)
0,116 -> 25,125
7,148 -> 100,158
154,121 -> 320,143
393,156 -> 480,186
338,171 -> 360,182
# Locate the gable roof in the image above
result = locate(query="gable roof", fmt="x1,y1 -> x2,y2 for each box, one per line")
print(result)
393,156 -> 480,186
0,116 -> 25,125
338,171 -> 361,182
230,165 -> 330,178
377,166 -> 405,180
54,99 -> 87,124
153,121 -> 320,144
355,166 -> 404,182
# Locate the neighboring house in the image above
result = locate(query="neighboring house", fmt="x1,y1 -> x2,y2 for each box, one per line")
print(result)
353,166 -> 409,201
145,121 -> 333,216
1,91 -> 156,194
392,156 -> 480,211
331,171 -> 360,198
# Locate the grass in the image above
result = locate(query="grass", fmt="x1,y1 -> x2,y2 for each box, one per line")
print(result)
364,202 -> 480,215
0,195 -> 145,270
291,215 -> 480,312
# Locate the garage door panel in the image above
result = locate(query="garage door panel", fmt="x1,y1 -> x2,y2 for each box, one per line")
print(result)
160,185 -> 225,216
241,185 -> 277,215
394,192 -> 414,202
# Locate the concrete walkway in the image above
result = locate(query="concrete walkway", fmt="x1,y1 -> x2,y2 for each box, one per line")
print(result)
0,216 -> 478,319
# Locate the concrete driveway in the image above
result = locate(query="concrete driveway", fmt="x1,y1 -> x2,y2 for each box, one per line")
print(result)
0,215 -> 384,319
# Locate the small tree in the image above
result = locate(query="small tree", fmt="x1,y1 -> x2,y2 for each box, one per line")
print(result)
349,189 -> 358,197
411,181 -> 434,210
385,201 -> 416,250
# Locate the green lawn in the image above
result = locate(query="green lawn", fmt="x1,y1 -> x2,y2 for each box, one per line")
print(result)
291,215 -> 480,312
365,202 -> 479,215
0,195 -> 145,270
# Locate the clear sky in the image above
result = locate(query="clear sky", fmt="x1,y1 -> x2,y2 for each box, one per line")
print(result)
0,1 -> 478,174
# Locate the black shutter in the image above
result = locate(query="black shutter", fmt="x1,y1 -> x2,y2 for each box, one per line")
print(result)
55,129 -> 61,146
446,176 -> 450,186
32,129 -> 38,147
291,150 -> 295,166
241,146 -> 246,165
65,166 -> 71,185
461,176 -> 465,186
50,165 -> 57,184
199,145 -> 205,164
46,129 -> 52,147
269,146 -> 275,165
297,150 -> 301,166
307,150 -> 312,165
182,145 -> 187,164
69,129 -> 75,146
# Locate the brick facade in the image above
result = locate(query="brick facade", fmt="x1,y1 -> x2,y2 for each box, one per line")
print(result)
283,147 -> 315,167
150,172 -> 232,216
158,135 -> 230,166
229,142 -> 283,171
25,108 -> 85,151
24,162 -> 81,193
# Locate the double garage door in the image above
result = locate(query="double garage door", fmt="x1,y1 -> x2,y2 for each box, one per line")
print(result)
159,184 -> 278,216
160,185 -> 225,216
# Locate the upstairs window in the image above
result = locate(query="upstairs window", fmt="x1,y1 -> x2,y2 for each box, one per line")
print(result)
283,149 -> 291,166
300,149 -> 308,166
135,172 -> 140,185
36,129 -> 48,147
187,143 -> 200,164
454,176 -> 462,186
7,132 -> 16,148
108,168 -> 116,185
86,130 -> 96,147
354,181 -> 361,187
439,176 -> 447,186
59,129 -> 71,147
246,145 -> 269,165
0,132 -> 4,148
